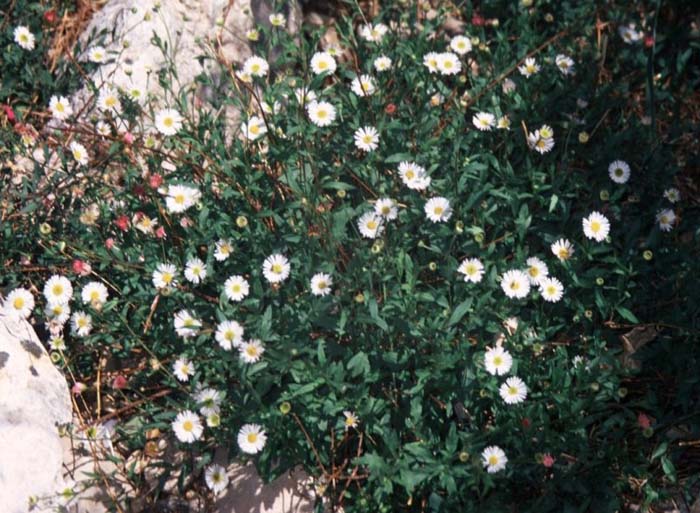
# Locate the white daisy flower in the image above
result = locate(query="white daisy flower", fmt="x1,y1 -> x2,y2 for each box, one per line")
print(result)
398,161 -> 431,191
608,160 -> 631,184
224,275 -> 250,301
656,209 -> 676,232
497,116 -> 511,130
240,116 -> 267,141
237,423 -> 267,454
155,108 -> 183,136
71,311 -> 93,337
152,263 -> 177,289
458,258 -> 484,283
343,411 -> 359,429
44,275 -> 73,305
518,57 -> 540,77
374,198 -> 398,220
45,301 -> 71,325
663,188 -> 680,203
127,86 -> 144,103
172,410 -> 203,443
95,121 -> 111,137
373,55 -> 392,72
551,238 -> 574,261
49,336 -> 66,351
239,339 -> 265,363
196,388 -> 223,416
165,184 -> 201,213
539,125 -> 554,139
472,112 -> 495,131
527,130 -> 555,154
359,23 -> 388,42
307,101 -> 336,127
484,346 -> 513,376
262,254 -> 290,283
294,87 -> 317,105
310,52 -> 337,75
357,211 -> 384,239
269,13 -> 286,27
619,24 -> 644,44
214,239 -> 233,261
80,281 -> 108,306
70,141 -> 89,166
56,480 -> 77,506
215,320 -> 245,350
97,86 -> 122,115
261,101 -> 281,115
174,310 -> 201,338
555,54 -> 575,75
207,412 -> 221,427
482,445 -> 508,473
243,56 -> 269,77
184,258 -> 207,284
204,464 -> 229,494
353,126 -> 379,151
49,95 -> 73,121
501,269 -> 531,299
88,46 -> 107,63
310,273 -> 333,296
423,52 -> 440,73
499,376 -> 528,404
173,357 -> 195,382
424,197 -> 452,223
246,29 -> 259,41
582,211 -> 610,242
436,52 -> 461,75
525,257 -> 548,285
3,288 -> 35,318
13,26 -> 35,51
450,35 -> 472,55
351,75 -> 376,97
539,277 -> 564,303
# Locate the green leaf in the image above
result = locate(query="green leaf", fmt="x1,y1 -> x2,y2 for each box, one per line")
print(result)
347,351 -> 370,377
447,298 -> 472,327
616,306 -> 640,324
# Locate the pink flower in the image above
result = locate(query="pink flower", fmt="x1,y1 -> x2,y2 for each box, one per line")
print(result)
155,226 -> 166,239
148,173 -> 163,189
105,238 -> 115,250
123,132 -> 135,144
72,259 -> 92,276
180,217 -> 192,228
112,375 -> 128,389
72,382 -> 87,395
114,215 -> 130,232
542,453 -> 555,468
637,413 -> 651,429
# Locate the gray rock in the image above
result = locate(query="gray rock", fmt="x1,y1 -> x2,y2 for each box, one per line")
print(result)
0,311 -> 72,513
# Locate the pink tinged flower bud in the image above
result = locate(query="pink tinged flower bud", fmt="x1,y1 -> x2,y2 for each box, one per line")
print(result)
112,375 -> 128,389
542,453 -> 555,468
123,132 -> 135,144
637,413 -> 651,429
148,174 -> 163,189
72,382 -> 87,395
155,226 -> 166,239
105,238 -> 115,250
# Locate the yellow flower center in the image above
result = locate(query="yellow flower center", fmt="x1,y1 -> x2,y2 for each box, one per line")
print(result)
493,356 -> 502,366
528,267 -> 539,277
510,281 -> 520,290
272,263 -> 283,274
590,221 -> 601,233
56,103 -> 65,112
174,194 -> 185,204
317,109 -> 327,119
251,64 -> 260,73
317,281 -> 327,289
105,96 -> 117,107
466,265 -> 477,275
246,346 -> 259,357
367,220 -> 377,230
558,248 -> 569,259
183,420 -> 193,432
52,284 -> 64,296
247,432 -> 258,443
163,117 -> 173,127
224,330 -> 235,340
162,273 -> 173,284
231,284 -> 241,293
13,297 -> 25,309
508,386 -> 518,395
90,291 -> 100,301
381,206 -> 391,215
250,124 -> 260,135
405,170 -> 415,180
434,207 -> 443,216
547,285 -> 557,295
362,135 -> 373,144
77,318 -> 87,328
488,455 -> 499,466
318,60 -> 328,70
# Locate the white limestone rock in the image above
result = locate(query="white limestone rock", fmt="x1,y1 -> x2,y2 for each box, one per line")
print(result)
0,311 -> 72,513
